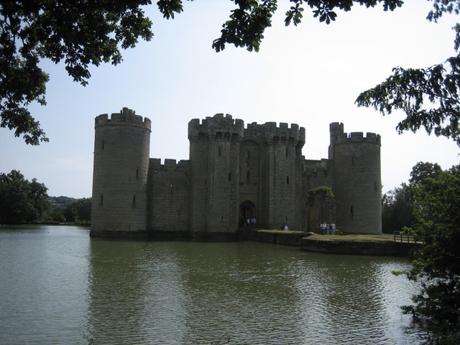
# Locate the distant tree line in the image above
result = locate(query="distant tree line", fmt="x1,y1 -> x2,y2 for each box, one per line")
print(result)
0,170 -> 91,225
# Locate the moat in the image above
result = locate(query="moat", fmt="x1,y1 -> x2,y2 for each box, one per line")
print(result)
0,226 -> 421,344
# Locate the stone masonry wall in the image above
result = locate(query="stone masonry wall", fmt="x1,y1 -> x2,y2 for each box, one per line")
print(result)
148,159 -> 190,232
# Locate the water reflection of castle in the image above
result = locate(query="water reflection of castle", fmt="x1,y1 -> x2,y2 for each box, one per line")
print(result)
91,108 -> 381,239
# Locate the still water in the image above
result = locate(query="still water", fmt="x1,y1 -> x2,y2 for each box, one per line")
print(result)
0,225 -> 420,345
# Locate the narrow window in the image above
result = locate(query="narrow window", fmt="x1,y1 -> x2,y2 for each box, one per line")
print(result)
101,140 -> 105,150
246,170 -> 250,184
286,176 -> 290,185
100,194 -> 104,207
218,146 -> 222,157
170,183 -> 173,193
374,181 -> 378,192
132,194 -> 136,208
136,167 -> 139,180
228,172 -> 232,182
221,215 -> 224,222
286,146 -> 289,158
350,205 -> 354,218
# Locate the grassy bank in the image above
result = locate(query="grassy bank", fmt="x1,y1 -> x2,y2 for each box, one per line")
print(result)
307,233 -> 395,242
256,229 -> 304,235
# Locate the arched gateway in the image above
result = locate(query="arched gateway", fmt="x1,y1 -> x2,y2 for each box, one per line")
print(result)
239,200 -> 256,227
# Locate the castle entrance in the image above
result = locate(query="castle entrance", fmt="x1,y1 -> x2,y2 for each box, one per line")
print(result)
240,200 -> 256,227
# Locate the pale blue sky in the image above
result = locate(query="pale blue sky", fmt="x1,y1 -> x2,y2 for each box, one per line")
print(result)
1,0 -> 459,198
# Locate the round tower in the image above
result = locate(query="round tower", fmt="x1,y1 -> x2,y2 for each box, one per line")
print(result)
329,123 -> 382,234
91,107 -> 151,238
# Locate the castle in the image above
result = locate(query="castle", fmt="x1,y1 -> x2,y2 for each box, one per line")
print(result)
91,108 -> 382,240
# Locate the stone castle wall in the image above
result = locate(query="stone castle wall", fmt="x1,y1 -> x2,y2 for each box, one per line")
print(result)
148,159 -> 190,233
91,109 -> 382,238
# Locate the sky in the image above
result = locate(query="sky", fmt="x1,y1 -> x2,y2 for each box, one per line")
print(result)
0,0 -> 459,198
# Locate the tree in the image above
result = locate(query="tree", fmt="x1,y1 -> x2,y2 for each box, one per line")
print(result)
2,0 -> 405,145
382,162 -> 443,233
410,162 -> 443,185
62,198 -> 91,224
382,183 -> 415,233
0,170 -> 49,224
356,1 -> 460,145
1,0 -> 154,144
402,165 -> 460,344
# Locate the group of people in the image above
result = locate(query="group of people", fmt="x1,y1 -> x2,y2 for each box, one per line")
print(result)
245,217 -> 257,226
320,222 -> 336,234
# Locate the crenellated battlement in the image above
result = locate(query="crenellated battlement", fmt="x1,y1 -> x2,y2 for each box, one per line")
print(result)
150,158 -> 191,173
330,122 -> 380,145
95,107 -> 151,130
188,113 -> 244,140
336,131 -> 381,145
244,121 -> 305,145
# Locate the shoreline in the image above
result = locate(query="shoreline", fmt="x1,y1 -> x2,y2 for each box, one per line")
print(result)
1,225 -> 420,257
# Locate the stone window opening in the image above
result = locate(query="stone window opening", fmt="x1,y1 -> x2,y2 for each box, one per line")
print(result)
228,172 -> 232,182
100,194 -> 103,207
218,146 -> 222,157
350,205 -> 354,218
286,146 -> 289,158
132,195 -> 136,208
170,183 -> 174,193
286,175 -> 290,184
374,181 -> 378,192
101,140 -> 105,150
136,167 -> 139,180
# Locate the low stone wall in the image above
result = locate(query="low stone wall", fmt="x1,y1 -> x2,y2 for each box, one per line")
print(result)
244,230 -> 304,247
90,229 -> 420,257
90,230 -> 150,240
91,230 -> 238,242
301,238 -> 421,257
152,231 -> 238,242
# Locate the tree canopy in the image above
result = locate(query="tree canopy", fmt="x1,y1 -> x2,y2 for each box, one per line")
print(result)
5,0 -> 457,145
0,170 -> 92,224
0,170 -> 48,224
1,0 -> 153,144
381,162 -> 443,233
381,161 -> 460,344
403,164 -> 460,344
